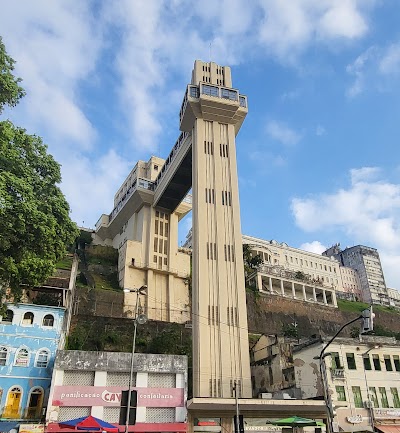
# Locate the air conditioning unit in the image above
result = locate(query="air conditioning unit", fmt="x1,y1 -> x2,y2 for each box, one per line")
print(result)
364,401 -> 373,408
260,393 -> 272,399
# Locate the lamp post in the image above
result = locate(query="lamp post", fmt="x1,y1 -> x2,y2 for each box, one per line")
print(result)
123,285 -> 147,433
316,307 -> 375,433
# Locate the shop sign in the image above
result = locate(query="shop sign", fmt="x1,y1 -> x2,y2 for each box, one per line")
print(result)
19,425 -> 44,433
346,415 -> 363,424
374,409 -> 400,419
52,386 -> 184,407
245,427 -> 282,432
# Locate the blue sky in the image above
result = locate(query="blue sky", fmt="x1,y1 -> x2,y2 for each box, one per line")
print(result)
1,1 -> 400,289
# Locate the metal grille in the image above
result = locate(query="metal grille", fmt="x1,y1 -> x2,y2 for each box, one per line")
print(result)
106,372 -> 134,386
146,408 -> 175,423
147,373 -> 175,388
63,371 -> 95,385
58,406 -> 91,421
103,407 -> 120,423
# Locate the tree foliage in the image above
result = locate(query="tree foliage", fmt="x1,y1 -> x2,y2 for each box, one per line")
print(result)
0,37 -> 78,303
243,244 -> 263,276
0,37 -> 25,113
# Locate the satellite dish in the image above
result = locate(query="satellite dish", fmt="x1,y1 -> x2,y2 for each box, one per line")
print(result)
136,314 -> 147,325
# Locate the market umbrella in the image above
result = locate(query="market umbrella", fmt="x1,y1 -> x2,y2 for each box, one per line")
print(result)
59,415 -> 119,432
271,416 -> 319,427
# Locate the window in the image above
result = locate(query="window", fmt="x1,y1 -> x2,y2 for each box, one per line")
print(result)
352,386 -> 363,408
336,386 -> 346,401
363,355 -> 372,370
373,354 -> 381,370
22,312 -> 34,325
331,352 -> 342,369
346,353 -> 356,370
379,387 -> 389,408
369,387 -> 379,407
0,346 -> 7,366
239,96 -> 246,107
36,349 -> 50,368
202,84 -> 219,97
394,355 -> 400,371
189,86 -> 199,98
1,309 -> 13,323
391,388 -> 400,408
384,355 -> 393,371
221,88 -> 238,101
154,165 -> 158,171
15,348 -> 29,367
42,314 -> 54,327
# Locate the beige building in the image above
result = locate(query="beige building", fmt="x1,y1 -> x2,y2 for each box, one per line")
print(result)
94,156 -> 192,324
243,235 -> 341,308
294,336 -> 400,433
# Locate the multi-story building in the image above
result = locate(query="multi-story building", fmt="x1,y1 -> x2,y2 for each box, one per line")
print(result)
387,288 -> 400,308
46,350 -> 187,433
94,156 -> 191,324
294,336 -> 400,433
0,304 -> 66,422
323,244 -> 389,305
243,235 -> 341,308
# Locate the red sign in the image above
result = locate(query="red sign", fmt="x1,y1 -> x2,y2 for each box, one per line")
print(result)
52,386 -> 184,407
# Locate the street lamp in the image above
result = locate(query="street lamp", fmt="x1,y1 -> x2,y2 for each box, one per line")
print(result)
123,285 -> 147,433
316,307 -> 375,433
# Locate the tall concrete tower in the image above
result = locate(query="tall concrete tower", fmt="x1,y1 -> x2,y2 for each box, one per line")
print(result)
181,60 -> 251,398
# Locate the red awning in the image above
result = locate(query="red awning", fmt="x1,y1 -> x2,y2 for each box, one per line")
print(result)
47,423 -> 187,433
376,425 -> 400,433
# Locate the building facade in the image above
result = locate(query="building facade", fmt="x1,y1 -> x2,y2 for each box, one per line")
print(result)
46,351 -> 187,433
323,244 -> 388,305
294,336 -> 400,433
0,304 -> 66,421
94,156 -> 191,324
243,235 -> 341,308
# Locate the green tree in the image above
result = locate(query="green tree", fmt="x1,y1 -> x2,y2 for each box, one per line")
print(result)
0,37 -> 25,113
243,244 -> 263,276
0,38 -> 78,304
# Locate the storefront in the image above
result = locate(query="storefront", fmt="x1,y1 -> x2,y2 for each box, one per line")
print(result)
45,350 -> 187,433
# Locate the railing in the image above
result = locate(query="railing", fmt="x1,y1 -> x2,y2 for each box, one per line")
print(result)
331,368 -> 345,379
108,177 -> 155,223
153,131 -> 191,190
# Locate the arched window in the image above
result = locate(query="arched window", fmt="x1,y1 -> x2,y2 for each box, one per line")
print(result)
1,309 -> 13,324
0,346 -> 8,366
27,387 -> 44,419
22,312 -> 34,325
15,348 -> 29,367
35,349 -> 50,368
42,314 -> 54,327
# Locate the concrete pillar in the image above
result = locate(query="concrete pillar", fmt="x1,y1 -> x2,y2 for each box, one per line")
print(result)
302,284 -> 306,301
281,279 -> 285,296
313,286 -> 317,302
257,273 -> 263,292
269,276 -> 273,293
292,282 -> 296,298
333,291 -> 338,307
323,289 -> 328,305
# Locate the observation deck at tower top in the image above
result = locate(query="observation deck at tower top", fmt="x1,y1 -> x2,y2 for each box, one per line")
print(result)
153,78 -> 248,212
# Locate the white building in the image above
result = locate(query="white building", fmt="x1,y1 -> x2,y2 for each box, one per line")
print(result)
294,336 -> 400,433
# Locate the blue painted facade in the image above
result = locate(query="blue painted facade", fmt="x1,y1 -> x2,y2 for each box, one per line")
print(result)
0,304 -> 65,421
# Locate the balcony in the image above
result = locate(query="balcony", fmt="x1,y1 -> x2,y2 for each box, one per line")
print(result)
179,83 -> 248,133
331,368 -> 345,379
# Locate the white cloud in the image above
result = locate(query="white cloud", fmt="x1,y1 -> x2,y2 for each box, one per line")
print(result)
266,120 -> 301,145
299,241 -> 327,254
315,125 -> 326,136
60,149 -> 133,228
379,43 -> 400,75
291,167 -> 400,287
346,42 -> 400,97
0,1 -> 101,150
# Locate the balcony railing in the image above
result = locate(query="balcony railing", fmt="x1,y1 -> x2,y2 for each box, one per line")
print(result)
331,368 -> 345,379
